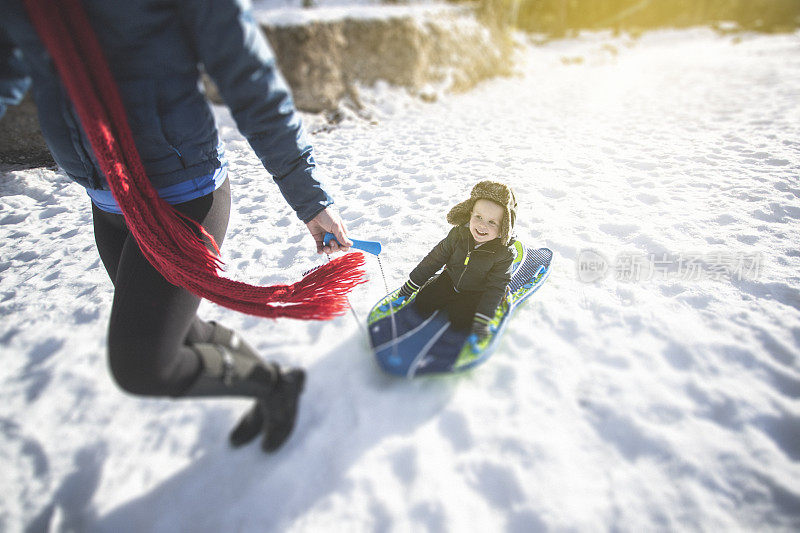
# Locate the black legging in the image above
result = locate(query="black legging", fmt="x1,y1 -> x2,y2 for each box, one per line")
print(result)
91,180 -> 231,397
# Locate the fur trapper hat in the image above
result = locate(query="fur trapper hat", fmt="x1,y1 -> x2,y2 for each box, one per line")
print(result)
446,180 -> 517,245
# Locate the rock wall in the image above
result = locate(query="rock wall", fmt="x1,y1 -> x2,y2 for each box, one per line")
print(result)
0,96 -> 55,168
261,10 -> 513,112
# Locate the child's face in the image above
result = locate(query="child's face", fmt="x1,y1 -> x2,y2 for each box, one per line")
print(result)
469,199 -> 504,243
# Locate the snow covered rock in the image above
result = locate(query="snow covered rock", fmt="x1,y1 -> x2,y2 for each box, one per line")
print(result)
258,7 -> 514,112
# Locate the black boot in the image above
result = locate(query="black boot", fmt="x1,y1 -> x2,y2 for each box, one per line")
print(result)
184,327 -> 305,452
229,368 -> 305,452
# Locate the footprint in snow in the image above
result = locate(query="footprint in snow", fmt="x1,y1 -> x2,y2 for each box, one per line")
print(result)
438,410 -> 474,452
636,193 -> 659,205
662,341 -> 695,371
378,205 -> 398,218
735,234 -> 759,245
539,188 -> 566,199
357,157 -> 382,167
38,206 -> 69,219
278,246 -> 303,269
753,410 -> 800,462
410,502 -> 447,531
506,509 -> 549,533
389,447 -> 417,485
599,223 -> 639,238
73,307 -> 100,325
585,403 -> 672,462
1,213 -> 30,225
464,461 -> 525,509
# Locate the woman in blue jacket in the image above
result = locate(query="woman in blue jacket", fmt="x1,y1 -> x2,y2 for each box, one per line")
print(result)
0,0 -> 351,452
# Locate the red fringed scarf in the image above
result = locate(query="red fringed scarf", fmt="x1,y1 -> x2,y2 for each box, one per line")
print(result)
23,0 -> 367,319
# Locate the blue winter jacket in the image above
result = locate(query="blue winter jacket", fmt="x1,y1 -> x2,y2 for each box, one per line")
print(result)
0,0 -> 332,222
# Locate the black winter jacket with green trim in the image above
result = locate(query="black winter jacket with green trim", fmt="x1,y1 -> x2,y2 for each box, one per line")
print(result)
409,225 -> 515,320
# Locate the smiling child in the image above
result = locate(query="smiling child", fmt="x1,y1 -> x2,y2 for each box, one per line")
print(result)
398,181 -> 518,339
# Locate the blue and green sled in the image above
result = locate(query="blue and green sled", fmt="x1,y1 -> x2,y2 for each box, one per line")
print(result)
367,241 -> 553,377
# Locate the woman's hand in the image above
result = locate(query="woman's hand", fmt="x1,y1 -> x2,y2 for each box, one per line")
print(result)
305,207 -> 353,254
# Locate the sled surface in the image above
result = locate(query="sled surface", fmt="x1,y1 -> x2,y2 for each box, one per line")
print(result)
367,243 -> 552,377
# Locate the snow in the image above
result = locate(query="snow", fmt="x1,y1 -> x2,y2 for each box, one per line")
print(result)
2,27 -> 800,532
251,0 -> 457,27
253,2 -> 461,27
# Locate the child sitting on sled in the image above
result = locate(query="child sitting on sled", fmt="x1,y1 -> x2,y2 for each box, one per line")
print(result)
397,180 -> 517,339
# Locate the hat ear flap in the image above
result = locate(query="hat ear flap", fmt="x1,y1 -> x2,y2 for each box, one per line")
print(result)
508,189 -> 517,229
447,198 -> 474,226
501,188 -> 516,245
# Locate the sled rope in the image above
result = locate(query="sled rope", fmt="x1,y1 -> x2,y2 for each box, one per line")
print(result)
24,0 -> 367,320
375,255 -> 401,361
326,255 -> 367,336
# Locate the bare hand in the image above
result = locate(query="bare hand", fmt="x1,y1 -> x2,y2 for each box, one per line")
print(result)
305,207 -> 353,254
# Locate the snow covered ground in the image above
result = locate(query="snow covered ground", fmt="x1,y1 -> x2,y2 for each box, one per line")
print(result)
252,1 -> 460,27
1,26 -> 799,532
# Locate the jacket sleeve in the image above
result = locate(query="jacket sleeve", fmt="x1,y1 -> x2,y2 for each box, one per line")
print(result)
474,248 -> 515,321
178,0 -> 332,222
0,26 -> 31,121
409,227 -> 458,287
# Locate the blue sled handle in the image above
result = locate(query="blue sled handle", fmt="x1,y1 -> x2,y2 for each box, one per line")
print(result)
324,232 -> 382,256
